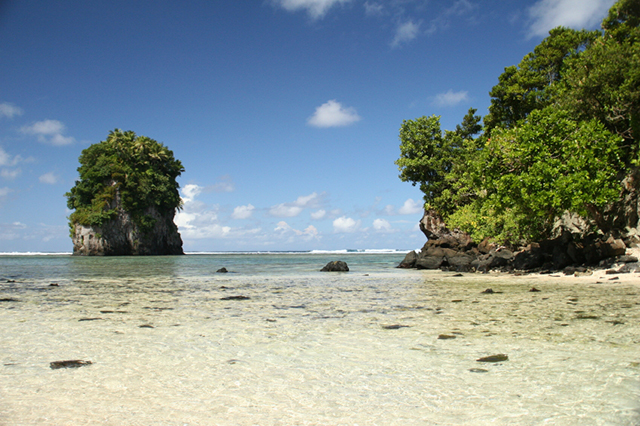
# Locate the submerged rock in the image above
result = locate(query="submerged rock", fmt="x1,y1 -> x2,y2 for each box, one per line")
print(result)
382,324 -> 409,330
321,260 -> 349,272
438,334 -> 456,339
216,267 -> 228,273
476,354 -> 508,363
50,360 -> 92,370
220,295 -> 250,300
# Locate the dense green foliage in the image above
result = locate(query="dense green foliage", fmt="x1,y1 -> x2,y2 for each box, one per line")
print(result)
396,0 -> 638,245
66,129 -> 184,234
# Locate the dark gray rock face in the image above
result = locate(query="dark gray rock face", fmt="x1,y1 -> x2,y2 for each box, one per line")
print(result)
72,205 -> 183,256
321,261 -> 349,272
401,209 -> 633,273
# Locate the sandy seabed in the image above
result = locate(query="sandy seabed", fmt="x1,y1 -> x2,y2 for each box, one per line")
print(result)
1,265 -> 639,426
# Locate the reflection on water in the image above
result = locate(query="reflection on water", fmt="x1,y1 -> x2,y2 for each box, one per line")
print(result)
0,254 -> 639,425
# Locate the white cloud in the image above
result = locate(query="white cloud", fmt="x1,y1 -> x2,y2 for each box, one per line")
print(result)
0,221 -> 26,240
270,192 -> 324,217
0,187 -> 11,197
0,148 -> 29,181
391,20 -> 421,47
39,172 -> 59,185
181,184 -> 202,203
208,175 -> 235,193
307,100 -> 361,128
527,0 -> 615,38
232,204 -> 255,220
398,198 -> 422,215
333,216 -> 361,233
21,119 -> 75,146
311,209 -> 326,220
274,221 -> 320,241
272,0 -> 350,20
433,90 -> 469,107
175,184 -> 226,239
364,1 -> 383,16
1,169 -> 21,180
425,0 -> 477,36
0,102 -> 23,119
373,218 -> 391,232
270,204 -> 303,218
24,119 -> 65,135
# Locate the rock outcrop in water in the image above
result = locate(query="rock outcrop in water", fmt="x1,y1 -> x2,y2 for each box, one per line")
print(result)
71,202 -> 183,256
321,261 -> 349,272
66,129 -> 184,256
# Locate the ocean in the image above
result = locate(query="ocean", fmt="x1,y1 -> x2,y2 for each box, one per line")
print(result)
1,252 -> 639,425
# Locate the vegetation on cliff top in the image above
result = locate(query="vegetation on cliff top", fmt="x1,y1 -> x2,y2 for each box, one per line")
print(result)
66,129 -> 184,234
396,0 -> 639,245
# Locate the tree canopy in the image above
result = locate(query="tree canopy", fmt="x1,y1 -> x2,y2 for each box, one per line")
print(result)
396,0 -> 638,245
66,129 -> 184,233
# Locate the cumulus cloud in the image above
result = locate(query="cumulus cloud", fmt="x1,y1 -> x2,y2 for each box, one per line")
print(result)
398,198 -> 422,215
232,204 -> 255,220
21,119 -> 75,146
39,172 -> 59,185
270,192 -> 324,217
181,184 -> 202,203
432,90 -> 469,107
307,100 -> 361,128
175,184 -> 260,241
274,221 -> 320,241
333,216 -> 361,233
373,218 -> 391,232
383,198 -> 423,216
311,209 -> 326,220
391,20 -> 421,47
272,0 -> 350,20
175,184 -> 226,239
527,0 -> 615,38
0,102 -> 23,119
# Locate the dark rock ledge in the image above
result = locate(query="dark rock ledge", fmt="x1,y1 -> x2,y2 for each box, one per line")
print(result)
398,210 -> 640,274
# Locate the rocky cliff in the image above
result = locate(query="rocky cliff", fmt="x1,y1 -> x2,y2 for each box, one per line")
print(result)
71,198 -> 183,256
399,209 -> 638,273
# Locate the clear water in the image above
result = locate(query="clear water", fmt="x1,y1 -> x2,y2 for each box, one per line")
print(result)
1,253 -> 639,425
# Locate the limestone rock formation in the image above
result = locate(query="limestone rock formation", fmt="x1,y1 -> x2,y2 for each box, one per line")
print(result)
72,204 -> 183,256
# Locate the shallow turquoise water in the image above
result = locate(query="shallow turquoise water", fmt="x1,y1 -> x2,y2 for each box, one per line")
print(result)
1,254 -> 639,425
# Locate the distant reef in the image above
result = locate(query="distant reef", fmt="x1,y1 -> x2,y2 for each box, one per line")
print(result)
66,129 -> 184,256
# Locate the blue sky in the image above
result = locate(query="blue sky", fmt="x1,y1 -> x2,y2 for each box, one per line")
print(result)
0,0 -> 615,253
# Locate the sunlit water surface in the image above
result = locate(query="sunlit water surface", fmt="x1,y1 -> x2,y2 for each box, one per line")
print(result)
1,253 -> 639,425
